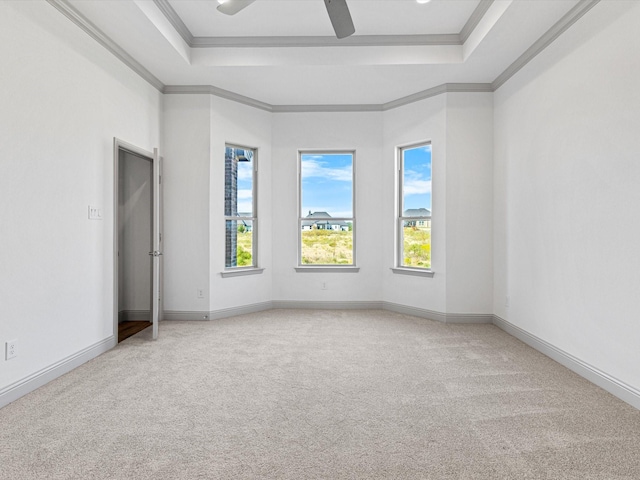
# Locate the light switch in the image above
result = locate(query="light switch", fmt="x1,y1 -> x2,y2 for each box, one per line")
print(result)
88,205 -> 103,220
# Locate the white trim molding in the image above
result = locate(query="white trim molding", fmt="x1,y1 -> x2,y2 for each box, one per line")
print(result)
46,0 -> 164,91
48,0 -> 601,113
0,336 -> 116,409
154,0 -> 494,49
381,302 -> 447,323
391,268 -> 435,278
162,310 -> 213,321
220,268 -> 265,278
163,85 -> 273,112
294,267 -> 361,273
162,302 -> 274,321
272,301 -> 383,310
492,0 -> 600,90
209,302 -> 273,320
492,315 -> 640,410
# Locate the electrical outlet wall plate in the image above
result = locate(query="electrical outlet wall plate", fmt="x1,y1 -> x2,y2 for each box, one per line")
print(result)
6,340 -> 17,360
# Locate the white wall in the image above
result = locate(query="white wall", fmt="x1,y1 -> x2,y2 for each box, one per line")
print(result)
162,94 -> 211,314
493,0 -> 640,390
382,96 -> 448,312
271,112 -> 384,302
162,95 -> 273,315
381,93 -> 494,316
445,93 -> 494,314
0,1 -> 161,392
209,97 -> 273,310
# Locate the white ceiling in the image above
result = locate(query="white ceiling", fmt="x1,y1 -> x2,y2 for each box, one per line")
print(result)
172,0 -> 481,37
65,0 -> 583,106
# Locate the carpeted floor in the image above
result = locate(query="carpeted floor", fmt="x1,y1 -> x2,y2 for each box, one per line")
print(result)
1,309 -> 639,479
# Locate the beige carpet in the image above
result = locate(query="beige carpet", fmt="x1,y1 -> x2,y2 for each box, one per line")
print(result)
1,309 -> 639,479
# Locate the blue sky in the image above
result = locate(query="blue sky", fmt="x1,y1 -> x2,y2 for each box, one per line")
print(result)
235,150 -> 254,215
232,147 -> 430,218
402,144 -> 432,212
301,153 -> 353,218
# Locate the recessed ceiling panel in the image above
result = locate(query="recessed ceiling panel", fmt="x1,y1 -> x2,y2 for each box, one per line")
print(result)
169,0 -> 482,37
63,0 -> 586,106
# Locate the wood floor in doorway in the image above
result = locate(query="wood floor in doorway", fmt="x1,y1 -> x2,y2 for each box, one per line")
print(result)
118,321 -> 151,343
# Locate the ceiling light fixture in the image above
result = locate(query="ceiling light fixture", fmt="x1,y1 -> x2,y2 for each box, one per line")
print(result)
416,0 -> 431,4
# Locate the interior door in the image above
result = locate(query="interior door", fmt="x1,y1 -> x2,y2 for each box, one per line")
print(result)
151,149 -> 163,339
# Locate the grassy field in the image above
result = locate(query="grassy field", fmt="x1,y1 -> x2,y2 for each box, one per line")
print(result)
236,227 -> 430,268
236,231 -> 253,266
301,229 -> 353,265
402,227 -> 431,268
299,227 -> 431,266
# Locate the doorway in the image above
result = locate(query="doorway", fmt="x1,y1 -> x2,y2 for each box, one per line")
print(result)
114,139 -> 162,342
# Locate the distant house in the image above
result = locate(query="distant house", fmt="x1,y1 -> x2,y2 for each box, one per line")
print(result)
404,208 -> 431,228
302,211 -> 350,231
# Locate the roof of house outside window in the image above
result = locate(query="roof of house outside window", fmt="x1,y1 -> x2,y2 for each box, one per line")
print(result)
403,208 -> 431,217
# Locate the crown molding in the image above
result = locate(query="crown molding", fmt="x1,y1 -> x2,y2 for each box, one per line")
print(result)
48,0 -> 602,113
492,0 -> 600,90
164,83 -> 495,113
163,85 -> 272,112
382,83 -> 493,111
272,104 -> 383,113
192,34 -> 461,49
156,1 -> 490,49
460,0 -> 495,44
152,0 -> 193,46
46,0 -> 164,92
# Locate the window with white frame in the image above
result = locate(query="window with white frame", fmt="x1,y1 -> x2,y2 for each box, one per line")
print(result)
299,151 -> 355,266
224,145 -> 257,269
398,142 -> 432,270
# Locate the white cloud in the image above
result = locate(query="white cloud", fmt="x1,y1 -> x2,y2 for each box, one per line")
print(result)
302,158 -> 352,182
237,189 -> 253,200
404,179 -> 431,196
237,164 -> 253,181
237,201 -> 253,215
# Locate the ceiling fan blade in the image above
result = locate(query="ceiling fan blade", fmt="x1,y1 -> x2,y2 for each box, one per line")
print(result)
217,0 -> 257,16
324,0 -> 355,39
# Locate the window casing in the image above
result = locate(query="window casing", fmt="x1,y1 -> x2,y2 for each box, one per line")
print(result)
224,144 -> 257,269
397,142 -> 432,270
298,151 -> 355,266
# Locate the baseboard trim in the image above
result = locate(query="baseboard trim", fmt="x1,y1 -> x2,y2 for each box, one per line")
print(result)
272,300 -> 383,310
492,315 -> 640,410
0,335 -> 116,409
209,301 -> 273,320
163,302 -> 274,321
445,313 -> 494,324
381,302 -> 447,322
268,301 -> 490,324
162,310 -> 212,321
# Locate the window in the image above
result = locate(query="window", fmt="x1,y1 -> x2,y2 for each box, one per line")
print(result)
299,151 -> 355,266
398,142 -> 432,270
225,145 -> 257,269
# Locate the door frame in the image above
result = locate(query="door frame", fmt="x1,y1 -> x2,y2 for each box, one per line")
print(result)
113,138 -> 158,340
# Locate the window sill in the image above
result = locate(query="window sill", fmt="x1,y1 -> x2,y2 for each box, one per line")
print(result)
220,267 -> 265,278
391,267 -> 434,278
295,266 -> 360,273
